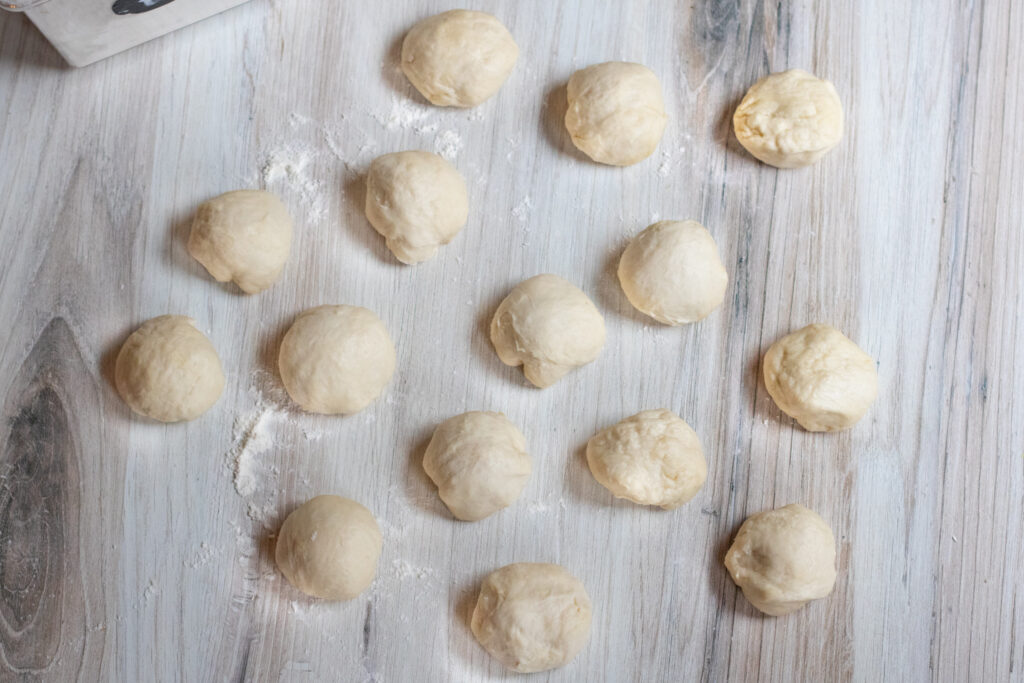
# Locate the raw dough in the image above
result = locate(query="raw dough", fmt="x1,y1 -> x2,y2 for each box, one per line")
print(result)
114,315 -> 224,422
423,411 -> 531,521
187,190 -> 293,294
365,151 -> 469,264
278,305 -> 396,414
565,61 -> 668,166
733,69 -> 844,168
471,563 -> 592,673
401,9 -> 518,107
275,495 -> 382,600
490,274 -> 606,388
586,409 -> 707,509
763,323 -> 877,431
724,503 -> 837,616
617,220 -> 729,325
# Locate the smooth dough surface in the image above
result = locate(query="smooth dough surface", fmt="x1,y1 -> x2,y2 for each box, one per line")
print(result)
586,409 -> 707,509
278,305 -> 396,414
401,9 -> 518,107
365,151 -> 469,264
471,563 -> 592,673
490,274 -> 606,388
618,220 -> 729,325
733,69 -> 844,168
275,495 -> 382,600
187,190 -> 293,294
724,503 -> 837,616
423,411 -> 531,521
763,323 -> 877,431
565,61 -> 668,166
114,315 -> 224,422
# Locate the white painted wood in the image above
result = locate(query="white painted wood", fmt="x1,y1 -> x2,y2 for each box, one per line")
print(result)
0,1 -> 1021,681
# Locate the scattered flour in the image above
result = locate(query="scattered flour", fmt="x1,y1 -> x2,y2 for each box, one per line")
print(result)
376,98 -> 432,131
391,559 -> 436,581
511,195 -> 533,223
228,403 -> 278,497
261,144 -> 327,220
433,129 -> 464,160
184,542 -> 219,569
657,150 -> 672,177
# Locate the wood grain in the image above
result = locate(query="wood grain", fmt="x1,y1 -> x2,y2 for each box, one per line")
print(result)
0,1 -> 1021,681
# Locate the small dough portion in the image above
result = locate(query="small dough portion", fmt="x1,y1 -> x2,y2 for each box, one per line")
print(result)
618,220 -> 729,325
490,274 -> 606,388
114,315 -> 224,422
401,10 -> 518,107
763,323 -> 878,431
278,305 -> 396,415
471,563 -> 592,673
187,190 -> 293,294
365,151 -> 469,264
565,62 -> 668,166
724,503 -> 837,616
275,495 -> 382,600
586,410 -> 707,509
423,411 -> 531,521
733,69 -> 844,168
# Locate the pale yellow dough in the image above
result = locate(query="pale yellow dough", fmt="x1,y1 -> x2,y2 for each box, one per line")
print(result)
471,563 -> 592,673
733,69 -> 844,168
401,10 -> 518,107
725,503 -> 837,616
763,323 -> 878,431
114,315 -> 224,422
275,495 -> 382,601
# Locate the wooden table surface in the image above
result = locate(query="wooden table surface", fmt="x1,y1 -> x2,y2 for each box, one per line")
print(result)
1,1 -> 1021,681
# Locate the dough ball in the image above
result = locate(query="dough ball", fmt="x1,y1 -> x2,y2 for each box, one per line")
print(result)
401,10 -> 518,107
586,409 -> 707,509
471,563 -> 592,673
278,305 -> 396,414
617,220 -> 729,325
365,151 -> 469,264
733,69 -> 844,168
490,274 -> 606,388
724,503 -> 837,616
763,323 -> 877,431
423,411 -> 531,521
565,61 -> 668,166
275,495 -> 382,600
187,190 -> 293,294
114,315 -> 224,422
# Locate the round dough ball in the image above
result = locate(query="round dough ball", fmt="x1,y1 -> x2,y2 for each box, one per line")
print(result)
763,323 -> 878,431
565,61 -> 668,166
471,563 -> 592,673
724,503 -> 837,616
187,190 -> 293,294
490,274 -> 606,388
365,151 -> 469,264
423,411 -> 531,521
586,409 -> 707,509
114,315 -> 224,422
617,220 -> 729,325
278,305 -> 396,415
401,10 -> 518,107
733,69 -> 844,168
275,495 -> 382,601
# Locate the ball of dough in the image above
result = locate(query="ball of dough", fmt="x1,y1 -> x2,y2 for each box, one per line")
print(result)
733,69 -> 844,168
724,503 -> 837,616
114,315 -> 224,422
565,61 -> 668,166
617,220 -> 729,325
187,190 -> 293,294
365,151 -> 469,264
763,323 -> 878,431
586,409 -> 707,509
423,411 -> 531,521
401,10 -> 519,107
490,274 -> 606,388
275,495 -> 382,600
471,563 -> 592,673
278,305 -> 396,415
